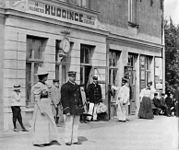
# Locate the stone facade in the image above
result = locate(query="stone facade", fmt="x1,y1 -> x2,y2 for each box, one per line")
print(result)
0,0 -> 164,130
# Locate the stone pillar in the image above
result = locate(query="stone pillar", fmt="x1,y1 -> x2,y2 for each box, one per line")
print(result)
0,7 -> 5,130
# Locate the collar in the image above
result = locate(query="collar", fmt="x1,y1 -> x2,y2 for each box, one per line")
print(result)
39,81 -> 46,85
92,82 -> 97,85
68,80 -> 76,85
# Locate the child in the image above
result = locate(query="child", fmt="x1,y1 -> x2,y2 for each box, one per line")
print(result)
10,84 -> 28,132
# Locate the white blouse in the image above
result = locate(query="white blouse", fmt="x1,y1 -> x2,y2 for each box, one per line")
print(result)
139,88 -> 152,102
10,91 -> 22,106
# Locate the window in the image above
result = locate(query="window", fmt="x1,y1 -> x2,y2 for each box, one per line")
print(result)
140,55 -> 152,90
80,44 -> 93,64
68,0 -> 90,8
154,57 -> 163,90
128,0 -> 138,27
80,44 -> 94,89
109,50 -> 120,85
26,36 -> 47,106
127,54 -> 137,85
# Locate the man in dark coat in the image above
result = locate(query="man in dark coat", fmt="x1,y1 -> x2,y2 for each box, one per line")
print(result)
153,93 -> 170,116
86,75 -> 102,121
61,71 -> 84,146
165,92 -> 175,116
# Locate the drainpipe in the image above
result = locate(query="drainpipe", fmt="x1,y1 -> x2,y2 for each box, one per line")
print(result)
161,0 -> 165,93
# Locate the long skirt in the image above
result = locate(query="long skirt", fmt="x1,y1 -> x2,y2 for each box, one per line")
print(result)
32,98 -> 58,145
138,96 -> 154,119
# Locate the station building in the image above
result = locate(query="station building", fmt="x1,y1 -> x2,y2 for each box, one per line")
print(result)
0,0 -> 164,130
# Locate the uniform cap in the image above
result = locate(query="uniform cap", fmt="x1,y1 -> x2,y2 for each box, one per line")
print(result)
68,71 -> 76,77
92,75 -> 98,80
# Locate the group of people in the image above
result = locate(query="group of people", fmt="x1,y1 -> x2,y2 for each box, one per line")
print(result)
31,69 -> 89,146
138,82 -> 178,119
10,67 -> 106,147
10,68 -> 178,147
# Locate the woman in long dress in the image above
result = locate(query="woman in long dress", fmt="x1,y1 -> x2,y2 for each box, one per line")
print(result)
31,68 -> 59,147
138,82 -> 154,119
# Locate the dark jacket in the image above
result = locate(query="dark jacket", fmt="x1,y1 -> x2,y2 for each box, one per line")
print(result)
61,81 -> 84,115
153,97 -> 161,108
165,97 -> 174,108
87,83 -> 102,104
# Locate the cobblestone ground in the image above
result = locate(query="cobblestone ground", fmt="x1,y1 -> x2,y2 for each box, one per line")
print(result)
0,116 -> 178,150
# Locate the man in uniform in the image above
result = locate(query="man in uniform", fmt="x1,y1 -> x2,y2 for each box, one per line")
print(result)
116,78 -> 130,122
61,71 -> 84,146
86,75 -> 102,121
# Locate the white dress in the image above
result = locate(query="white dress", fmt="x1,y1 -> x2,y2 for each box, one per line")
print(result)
31,82 -> 58,145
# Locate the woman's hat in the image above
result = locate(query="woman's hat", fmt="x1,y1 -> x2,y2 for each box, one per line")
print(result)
36,67 -> 48,76
13,84 -> 21,90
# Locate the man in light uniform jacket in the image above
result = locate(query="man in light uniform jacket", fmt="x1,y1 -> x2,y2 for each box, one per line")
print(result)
116,78 -> 130,122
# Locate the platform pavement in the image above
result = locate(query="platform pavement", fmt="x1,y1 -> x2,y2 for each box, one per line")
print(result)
0,115 -> 178,150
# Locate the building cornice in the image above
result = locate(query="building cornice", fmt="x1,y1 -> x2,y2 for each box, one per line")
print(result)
108,33 -> 164,50
3,8 -> 164,50
4,8 -> 109,36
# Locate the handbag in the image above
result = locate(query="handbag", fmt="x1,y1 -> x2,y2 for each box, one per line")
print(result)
96,102 -> 107,114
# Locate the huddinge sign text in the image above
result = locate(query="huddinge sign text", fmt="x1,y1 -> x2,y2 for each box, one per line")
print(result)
28,1 -> 96,26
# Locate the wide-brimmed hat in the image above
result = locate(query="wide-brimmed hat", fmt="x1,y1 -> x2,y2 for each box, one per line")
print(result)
36,67 -> 48,76
68,71 -> 76,77
13,84 -> 21,91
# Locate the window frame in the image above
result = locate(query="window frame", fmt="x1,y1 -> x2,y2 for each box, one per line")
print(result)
26,35 -> 47,107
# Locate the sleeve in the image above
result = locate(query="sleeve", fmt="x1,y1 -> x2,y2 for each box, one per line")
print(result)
111,85 -> 119,91
86,85 -> 92,102
98,85 -> 102,102
123,87 -> 129,104
32,85 -> 45,113
116,88 -> 121,104
61,85 -> 70,114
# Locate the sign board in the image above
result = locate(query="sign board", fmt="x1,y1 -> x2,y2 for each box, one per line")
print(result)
27,0 -> 97,27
